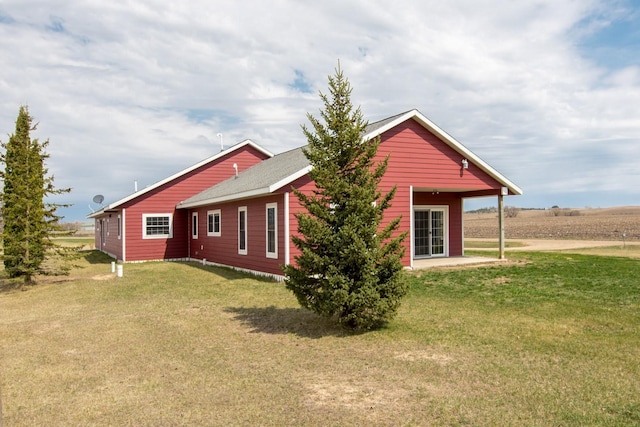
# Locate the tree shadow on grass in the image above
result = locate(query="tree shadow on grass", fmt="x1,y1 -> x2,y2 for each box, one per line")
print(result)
80,250 -> 116,265
224,306 -> 359,339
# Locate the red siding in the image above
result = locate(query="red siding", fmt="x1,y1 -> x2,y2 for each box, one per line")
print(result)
286,118 -> 504,267
377,119 -> 502,192
189,194 -> 286,276
104,146 -> 269,261
94,212 -> 124,260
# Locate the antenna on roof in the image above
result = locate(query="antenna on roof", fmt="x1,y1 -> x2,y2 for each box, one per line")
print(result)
217,133 -> 224,151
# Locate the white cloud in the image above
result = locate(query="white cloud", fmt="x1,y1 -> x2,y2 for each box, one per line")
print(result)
0,0 -> 639,220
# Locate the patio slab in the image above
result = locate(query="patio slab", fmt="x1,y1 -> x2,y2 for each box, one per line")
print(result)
411,256 -> 506,269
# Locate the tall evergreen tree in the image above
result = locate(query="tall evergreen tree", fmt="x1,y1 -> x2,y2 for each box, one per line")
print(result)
0,106 -> 72,284
283,66 -> 407,330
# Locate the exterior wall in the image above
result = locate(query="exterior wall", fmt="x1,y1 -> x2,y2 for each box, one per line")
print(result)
189,194 -> 286,276
111,146 -> 269,261
377,119 -> 502,192
94,212 -> 123,260
286,118 -> 502,267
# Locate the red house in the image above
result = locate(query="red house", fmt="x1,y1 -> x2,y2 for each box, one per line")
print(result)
91,110 -> 521,277
88,139 -> 273,261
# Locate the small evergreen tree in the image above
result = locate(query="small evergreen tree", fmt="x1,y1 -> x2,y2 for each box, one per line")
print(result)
0,106 -> 73,284
283,66 -> 407,330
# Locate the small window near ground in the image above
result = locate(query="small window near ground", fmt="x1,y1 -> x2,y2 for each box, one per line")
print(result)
192,212 -> 198,239
143,214 -> 173,239
266,203 -> 277,259
207,209 -> 221,236
238,206 -> 247,255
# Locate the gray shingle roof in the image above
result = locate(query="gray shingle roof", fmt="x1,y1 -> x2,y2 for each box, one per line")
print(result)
178,146 -> 310,207
178,115 -> 406,208
178,108 -> 522,208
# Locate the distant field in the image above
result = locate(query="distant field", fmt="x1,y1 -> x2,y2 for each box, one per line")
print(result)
465,206 -> 640,240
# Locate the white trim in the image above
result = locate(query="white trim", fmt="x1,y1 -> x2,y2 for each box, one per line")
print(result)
122,209 -> 126,262
207,209 -> 221,236
117,215 -> 122,240
238,206 -> 247,255
284,192 -> 290,266
461,198 -> 466,254
142,213 -> 173,239
269,165 -> 313,193
266,202 -> 278,259
409,186 -> 414,269
88,139 -> 274,219
191,212 -> 198,239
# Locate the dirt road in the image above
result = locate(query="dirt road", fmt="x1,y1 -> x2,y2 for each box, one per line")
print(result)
467,238 -> 639,251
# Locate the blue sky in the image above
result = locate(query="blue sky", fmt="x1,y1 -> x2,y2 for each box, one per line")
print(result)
0,0 -> 638,221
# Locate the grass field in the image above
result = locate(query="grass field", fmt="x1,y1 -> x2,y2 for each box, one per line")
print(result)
1,249 -> 638,426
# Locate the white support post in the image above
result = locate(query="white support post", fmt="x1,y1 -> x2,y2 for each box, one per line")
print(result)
498,193 -> 505,259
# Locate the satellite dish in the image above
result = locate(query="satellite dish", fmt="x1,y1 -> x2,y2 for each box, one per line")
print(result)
92,194 -> 104,205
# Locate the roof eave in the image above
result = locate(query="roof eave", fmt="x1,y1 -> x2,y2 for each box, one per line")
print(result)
90,139 -> 273,215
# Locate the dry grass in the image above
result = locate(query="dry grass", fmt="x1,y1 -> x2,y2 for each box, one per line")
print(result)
1,250 -> 639,425
465,206 -> 640,240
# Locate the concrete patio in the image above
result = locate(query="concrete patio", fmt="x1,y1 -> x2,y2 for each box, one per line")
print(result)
411,256 -> 507,269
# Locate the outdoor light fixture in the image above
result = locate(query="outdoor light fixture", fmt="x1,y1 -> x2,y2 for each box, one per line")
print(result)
461,158 -> 469,169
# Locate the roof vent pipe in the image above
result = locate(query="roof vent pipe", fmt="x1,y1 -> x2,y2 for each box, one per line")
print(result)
217,133 -> 223,151
233,163 -> 238,178
134,180 -> 138,192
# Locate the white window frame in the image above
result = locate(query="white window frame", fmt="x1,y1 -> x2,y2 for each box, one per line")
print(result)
192,212 -> 198,239
207,209 -> 221,237
142,213 -> 173,239
238,206 -> 247,255
266,203 -> 278,259
117,215 -> 122,240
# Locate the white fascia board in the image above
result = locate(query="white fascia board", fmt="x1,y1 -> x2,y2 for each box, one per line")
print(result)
88,139 -> 274,216
268,165 -> 313,193
365,109 -> 523,196
177,187 -> 272,209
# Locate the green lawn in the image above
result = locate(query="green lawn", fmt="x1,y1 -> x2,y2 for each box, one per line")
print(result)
0,251 -> 638,425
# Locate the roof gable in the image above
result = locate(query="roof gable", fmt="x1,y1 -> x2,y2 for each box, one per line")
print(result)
179,109 -> 522,209
88,139 -> 273,218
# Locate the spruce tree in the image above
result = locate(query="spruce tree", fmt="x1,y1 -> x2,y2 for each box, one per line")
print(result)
283,66 -> 407,330
0,106 -> 72,284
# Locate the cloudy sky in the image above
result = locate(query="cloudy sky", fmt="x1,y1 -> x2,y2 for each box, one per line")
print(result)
1,0 -> 638,221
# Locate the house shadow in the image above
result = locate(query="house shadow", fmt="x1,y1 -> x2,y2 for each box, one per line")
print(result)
183,261 -> 279,283
224,306 -> 358,339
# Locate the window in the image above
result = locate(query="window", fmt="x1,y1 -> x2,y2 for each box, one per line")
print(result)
117,215 -> 122,239
238,206 -> 247,255
192,212 -> 198,239
143,214 -> 173,239
207,209 -> 221,237
266,203 -> 277,258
